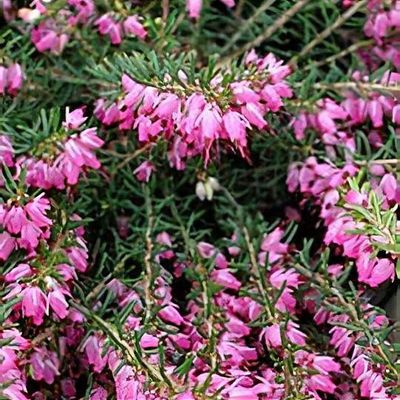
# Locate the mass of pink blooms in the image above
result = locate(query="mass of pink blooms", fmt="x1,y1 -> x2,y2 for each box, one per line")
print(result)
95,50 -> 292,168
8,0 -> 147,52
0,0 -> 399,399
288,71 -> 400,288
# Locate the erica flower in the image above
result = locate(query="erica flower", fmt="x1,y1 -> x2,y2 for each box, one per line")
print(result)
186,0 -> 235,19
356,255 -> 395,287
133,161 -> 155,182
0,232 -> 15,261
84,335 -> 108,373
0,63 -> 23,96
187,0 -> 202,19
21,286 -> 47,325
31,21 -> 69,54
158,305 -> 184,326
30,347 -> 60,384
63,107 -> 88,130
25,110 -> 103,189
0,135 -> 14,166
96,52 -> 291,168
95,14 -> 122,45
123,16 -> 147,39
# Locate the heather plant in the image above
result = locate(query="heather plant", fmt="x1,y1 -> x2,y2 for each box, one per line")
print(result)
0,0 -> 399,399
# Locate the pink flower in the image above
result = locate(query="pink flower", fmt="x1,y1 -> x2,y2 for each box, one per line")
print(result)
68,0 -> 95,24
25,196 -> 52,228
293,113 -> 308,140
159,305 -> 184,325
345,189 -> 367,205
329,326 -> 354,356
367,99 -> 383,128
67,246 -> 88,272
21,286 -> 47,325
4,263 -> 32,282
241,103 -> 267,130
225,387 -> 258,400
4,206 -> 27,234
0,66 -> 7,94
19,221 -> 42,250
222,111 -> 249,151
219,0 -> 235,7
156,231 -> 173,247
262,324 -> 282,348
123,16 -> 147,39
186,0 -> 202,19
0,232 -> 16,261
197,241 -> 216,258
380,173 -> 397,201
360,371 -> 386,398
307,374 -> 336,394
175,392 -> 195,400
133,161 -> 155,182
211,269 -> 241,291
0,135 -> 14,166
95,14 -> 122,45
357,255 -> 395,287
63,107 -> 87,130
84,336 -> 107,372
6,63 -> 23,96
373,12 -> 390,37
287,321 -> 307,346
113,364 -> 139,400
47,289 -> 69,319
313,356 -> 341,374
197,104 -> 222,140
139,333 -> 159,349
89,387 -> 108,400
258,227 -> 288,264
30,347 -> 60,384
31,22 -> 69,54
392,103 -> 400,123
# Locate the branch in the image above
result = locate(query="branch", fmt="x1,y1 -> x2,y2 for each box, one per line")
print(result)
290,0 -> 368,66
218,0 -> 312,67
222,0 -> 277,54
143,184 -> 155,324
312,81 -> 400,96
71,301 -> 176,389
305,39 -> 374,70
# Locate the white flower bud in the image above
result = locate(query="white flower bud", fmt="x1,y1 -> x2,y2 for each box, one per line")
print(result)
196,177 -> 220,201
195,181 -> 206,201
204,180 -> 214,201
18,8 -> 41,23
207,177 -> 220,191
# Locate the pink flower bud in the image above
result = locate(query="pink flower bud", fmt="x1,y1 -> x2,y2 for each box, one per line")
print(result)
159,305 -> 184,326
123,16 -> 147,39
0,232 -> 15,261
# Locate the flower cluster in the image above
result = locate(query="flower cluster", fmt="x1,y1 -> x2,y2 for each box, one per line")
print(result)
293,72 -> 400,152
0,110 -> 100,398
288,157 -> 398,288
96,51 -> 292,168
362,0 -> 400,70
14,0 -> 147,53
289,68 -> 400,288
95,14 -> 147,45
20,108 -> 103,189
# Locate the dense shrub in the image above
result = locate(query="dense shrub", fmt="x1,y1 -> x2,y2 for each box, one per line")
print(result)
0,0 -> 399,399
